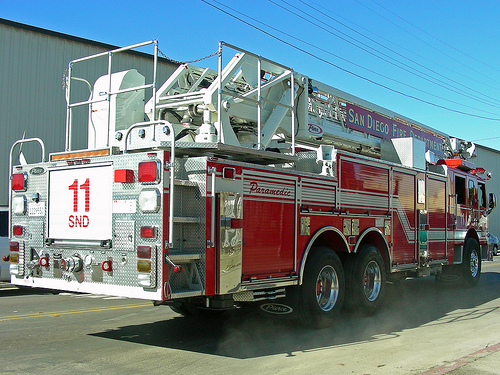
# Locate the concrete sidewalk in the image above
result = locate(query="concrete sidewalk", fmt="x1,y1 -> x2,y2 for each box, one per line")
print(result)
422,342 -> 500,374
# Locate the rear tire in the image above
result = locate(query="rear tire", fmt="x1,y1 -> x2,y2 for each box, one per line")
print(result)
344,245 -> 386,314
299,247 -> 345,329
169,301 -> 197,316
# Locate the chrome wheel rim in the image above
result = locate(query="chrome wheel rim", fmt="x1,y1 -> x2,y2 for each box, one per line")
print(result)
316,265 -> 339,311
470,249 -> 479,278
363,260 -> 382,302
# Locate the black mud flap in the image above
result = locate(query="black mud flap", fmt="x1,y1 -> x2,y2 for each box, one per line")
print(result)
255,286 -> 300,320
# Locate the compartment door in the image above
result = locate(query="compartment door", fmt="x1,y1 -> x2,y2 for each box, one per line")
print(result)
218,192 -> 243,294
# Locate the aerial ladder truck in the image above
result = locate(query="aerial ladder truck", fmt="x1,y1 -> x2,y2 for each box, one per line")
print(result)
7,41 -> 495,328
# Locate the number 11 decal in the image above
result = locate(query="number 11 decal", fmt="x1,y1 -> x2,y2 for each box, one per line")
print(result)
68,178 -> 90,212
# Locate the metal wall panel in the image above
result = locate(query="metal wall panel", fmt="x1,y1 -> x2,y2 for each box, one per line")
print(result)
475,145 -> 500,237
0,19 -> 177,206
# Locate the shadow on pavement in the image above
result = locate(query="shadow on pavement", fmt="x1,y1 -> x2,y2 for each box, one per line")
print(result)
89,271 -> 500,359
0,282 -> 61,297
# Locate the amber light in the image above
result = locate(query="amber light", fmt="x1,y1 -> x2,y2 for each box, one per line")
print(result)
50,149 -> 110,161
137,260 -> 151,273
11,173 -> 26,191
9,253 -> 19,263
9,242 -> 19,263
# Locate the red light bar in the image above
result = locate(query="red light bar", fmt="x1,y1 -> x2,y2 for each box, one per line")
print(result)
11,173 -> 26,191
140,226 -> 156,238
114,169 -> 134,183
138,161 -> 160,183
12,225 -> 23,236
137,246 -> 152,259
437,158 -> 475,171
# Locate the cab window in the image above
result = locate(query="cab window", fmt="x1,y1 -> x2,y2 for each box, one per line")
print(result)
478,182 -> 486,208
455,176 -> 466,204
468,179 -> 475,206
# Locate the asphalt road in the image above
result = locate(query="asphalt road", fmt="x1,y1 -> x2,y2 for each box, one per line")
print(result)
1,258 -> 499,375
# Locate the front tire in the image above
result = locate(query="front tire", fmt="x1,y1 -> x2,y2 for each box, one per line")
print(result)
461,238 -> 481,287
344,245 -> 386,314
299,247 -> 345,328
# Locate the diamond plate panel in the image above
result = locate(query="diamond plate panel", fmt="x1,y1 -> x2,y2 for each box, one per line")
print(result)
113,221 -> 135,252
28,221 -> 45,248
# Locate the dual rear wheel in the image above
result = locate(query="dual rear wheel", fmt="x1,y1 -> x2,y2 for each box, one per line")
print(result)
299,245 -> 386,328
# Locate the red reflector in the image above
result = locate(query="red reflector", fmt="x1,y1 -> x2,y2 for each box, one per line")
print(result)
140,226 -> 155,238
11,173 -> 26,191
2,256 -> 9,262
13,225 -> 23,236
39,257 -> 49,267
230,218 -> 243,228
223,167 -> 236,180
9,242 -> 19,252
138,161 -> 159,183
137,246 -> 152,259
114,169 -> 134,183
101,260 -> 112,271
173,265 -> 183,273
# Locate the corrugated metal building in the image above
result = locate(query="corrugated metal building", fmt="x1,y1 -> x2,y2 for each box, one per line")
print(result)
0,18 -> 178,208
2,18 -> 500,239
474,145 -> 500,237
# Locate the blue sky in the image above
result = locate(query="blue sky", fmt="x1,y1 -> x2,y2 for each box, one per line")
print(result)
2,0 -> 500,150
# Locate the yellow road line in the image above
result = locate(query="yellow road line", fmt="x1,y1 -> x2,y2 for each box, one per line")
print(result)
0,303 -> 152,321
482,262 -> 499,268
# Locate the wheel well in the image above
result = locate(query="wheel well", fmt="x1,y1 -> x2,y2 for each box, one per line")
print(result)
355,228 -> 391,273
299,227 -> 349,283
465,229 -> 479,245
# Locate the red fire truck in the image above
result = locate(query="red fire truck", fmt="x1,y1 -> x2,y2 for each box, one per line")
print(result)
6,41 -> 496,328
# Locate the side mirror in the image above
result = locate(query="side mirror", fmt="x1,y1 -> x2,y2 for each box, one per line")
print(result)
489,192 -> 497,211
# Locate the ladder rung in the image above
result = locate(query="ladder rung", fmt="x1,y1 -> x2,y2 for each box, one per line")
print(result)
173,216 -> 200,223
173,179 -> 198,187
168,253 -> 203,262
